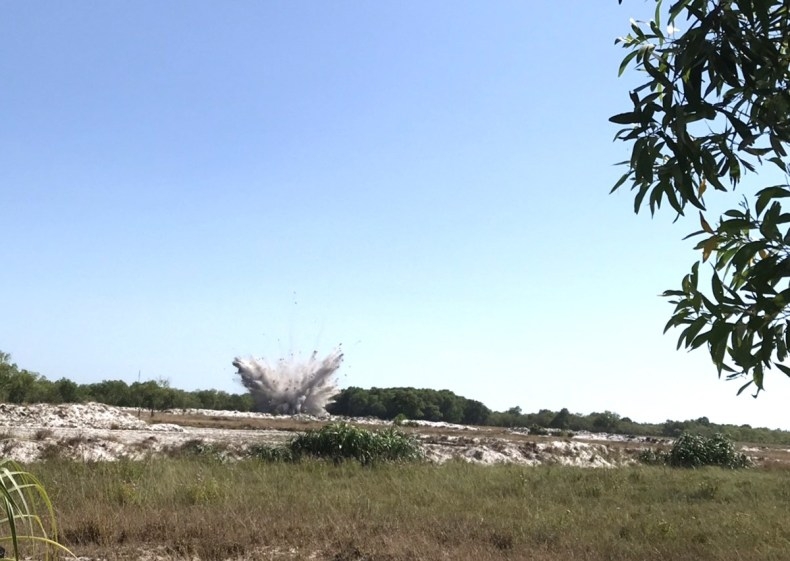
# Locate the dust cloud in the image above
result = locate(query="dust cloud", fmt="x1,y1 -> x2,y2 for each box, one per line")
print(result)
233,348 -> 343,416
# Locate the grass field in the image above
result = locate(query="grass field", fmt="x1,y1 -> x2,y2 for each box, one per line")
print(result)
24,457 -> 790,561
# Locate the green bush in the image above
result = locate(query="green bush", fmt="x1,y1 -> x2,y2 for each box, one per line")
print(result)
668,433 -> 750,469
639,433 -> 750,469
289,422 -> 423,465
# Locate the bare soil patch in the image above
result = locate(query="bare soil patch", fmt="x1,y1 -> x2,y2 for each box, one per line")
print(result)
0,402 -> 779,467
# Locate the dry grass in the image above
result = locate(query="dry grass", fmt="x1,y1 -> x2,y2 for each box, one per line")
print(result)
27,457 -> 790,561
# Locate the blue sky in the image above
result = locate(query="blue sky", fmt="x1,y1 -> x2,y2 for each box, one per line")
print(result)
4,1 -> 790,429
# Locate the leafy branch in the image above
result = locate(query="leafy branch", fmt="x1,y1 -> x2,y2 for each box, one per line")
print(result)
613,0 -> 790,394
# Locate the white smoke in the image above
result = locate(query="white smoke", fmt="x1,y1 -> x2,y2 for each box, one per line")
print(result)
233,348 -> 343,417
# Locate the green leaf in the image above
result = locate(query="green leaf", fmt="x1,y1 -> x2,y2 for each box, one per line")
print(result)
768,157 -> 787,173
754,365 -> 765,390
633,183 -> 651,214
680,316 -> 709,349
609,112 -> 641,125
737,380 -> 753,395
618,50 -> 640,77
610,171 -> 631,194
755,185 -> 790,216
718,218 -> 752,234
702,238 -> 718,262
711,271 -> 725,304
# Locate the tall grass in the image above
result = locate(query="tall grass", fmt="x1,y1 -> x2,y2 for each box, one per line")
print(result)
0,459 -> 72,560
29,457 -> 790,561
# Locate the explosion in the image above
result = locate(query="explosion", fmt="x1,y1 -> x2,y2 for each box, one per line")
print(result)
233,348 -> 343,416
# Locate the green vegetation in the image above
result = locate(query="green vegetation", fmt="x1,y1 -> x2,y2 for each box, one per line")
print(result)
640,433 -> 751,469
166,423 -> 423,466
613,1 -> 790,393
22,457 -> 790,560
327,386 -> 490,424
0,459 -> 71,560
289,422 -> 422,464
0,352 -> 253,412
4,350 -> 790,444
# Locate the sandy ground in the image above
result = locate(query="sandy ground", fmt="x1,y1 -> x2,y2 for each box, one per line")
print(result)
0,402 -> 769,467
0,403 -> 301,463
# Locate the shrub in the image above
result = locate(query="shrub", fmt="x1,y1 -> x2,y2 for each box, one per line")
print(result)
34,428 -> 54,441
246,444 -> 295,463
668,433 -> 750,469
639,433 -> 750,469
289,422 -> 423,465
529,425 -> 549,436
170,439 -> 229,461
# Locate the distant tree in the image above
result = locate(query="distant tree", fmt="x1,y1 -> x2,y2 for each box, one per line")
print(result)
327,387 -> 490,424
130,380 -> 168,414
85,380 -> 132,406
5,370 -> 53,404
422,402 -> 442,422
346,387 -> 376,417
462,399 -> 491,425
613,0 -> 790,394
53,378 -> 83,403
549,408 -> 572,429
592,411 -> 621,433
226,392 -> 254,412
663,419 -> 688,437
390,389 -> 424,420
193,389 -> 222,410
436,390 -> 465,424
532,409 -> 556,427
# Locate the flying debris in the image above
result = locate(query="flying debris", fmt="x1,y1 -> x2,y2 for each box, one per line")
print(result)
233,348 -> 343,416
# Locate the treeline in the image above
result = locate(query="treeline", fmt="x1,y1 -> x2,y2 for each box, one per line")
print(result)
483,406 -> 790,445
2,351 -> 789,444
326,386 -> 491,425
328,390 -> 790,445
0,352 -> 253,412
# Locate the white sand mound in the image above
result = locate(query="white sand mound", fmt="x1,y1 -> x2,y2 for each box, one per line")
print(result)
0,402 -> 150,430
0,402 -> 691,468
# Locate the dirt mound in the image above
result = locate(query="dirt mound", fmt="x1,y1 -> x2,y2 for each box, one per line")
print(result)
0,402 -> 150,430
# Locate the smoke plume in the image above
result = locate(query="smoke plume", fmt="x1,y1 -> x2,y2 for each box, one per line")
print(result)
233,348 -> 343,416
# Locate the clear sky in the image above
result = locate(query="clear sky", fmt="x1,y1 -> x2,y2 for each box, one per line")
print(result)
3,1 -> 790,429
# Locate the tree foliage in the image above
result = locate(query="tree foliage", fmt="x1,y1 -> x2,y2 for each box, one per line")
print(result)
327,386 -> 492,425
0,351 -> 254,412
6,349 -> 790,443
613,0 -> 790,394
